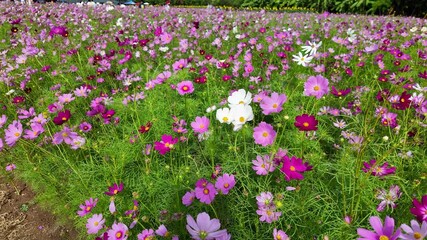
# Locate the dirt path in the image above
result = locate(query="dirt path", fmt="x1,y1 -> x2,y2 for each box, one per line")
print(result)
0,177 -> 79,240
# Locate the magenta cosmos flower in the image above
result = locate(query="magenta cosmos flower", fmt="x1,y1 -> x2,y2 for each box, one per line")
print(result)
294,114 -> 318,131
357,216 -> 401,240
186,212 -> 227,240
177,81 -> 194,95
4,120 -> 23,147
105,183 -> 124,196
191,116 -> 210,134
253,122 -> 276,146
215,173 -> 236,195
280,156 -> 312,181
86,214 -> 105,234
107,222 -> 128,240
259,92 -> 287,115
411,195 -> 427,222
53,109 -> 71,125
304,75 -> 329,99
154,134 -> 178,155
362,159 -> 396,177
77,198 -> 98,217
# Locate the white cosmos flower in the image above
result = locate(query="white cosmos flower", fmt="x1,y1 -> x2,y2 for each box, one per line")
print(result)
227,89 -> 252,107
292,52 -> 313,67
230,104 -> 254,131
206,105 -> 217,113
301,41 -> 322,56
159,46 -> 169,52
216,108 -> 232,124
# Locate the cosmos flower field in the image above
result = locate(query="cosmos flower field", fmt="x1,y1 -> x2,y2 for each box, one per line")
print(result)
1,2 -> 427,239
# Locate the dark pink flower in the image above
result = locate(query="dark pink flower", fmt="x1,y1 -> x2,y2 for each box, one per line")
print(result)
411,195 -> 427,222
294,114 -> 318,131
104,183 -> 124,196
279,156 -> 312,181
154,134 -> 178,155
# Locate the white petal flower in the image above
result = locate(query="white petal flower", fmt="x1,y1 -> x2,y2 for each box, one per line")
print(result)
216,108 -> 232,124
227,89 -> 252,107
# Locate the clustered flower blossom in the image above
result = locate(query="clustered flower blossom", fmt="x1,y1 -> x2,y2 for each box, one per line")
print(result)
256,192 -> 282,223
216,89 -> 254,131
182,174 -> 236,206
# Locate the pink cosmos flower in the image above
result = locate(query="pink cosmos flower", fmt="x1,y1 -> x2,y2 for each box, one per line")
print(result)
86,214 -> 105,234
304,75 -> 329,99
23,123 -> 44,140
175,80 -> 194,95
109,200 -> 116,214
160,32 -> 173,45
137,229 -> 155,240
195,181 -> 217,204
77,198 -> 98,217
357,216 -> 401,240
186,212 -> 227,240
156,224 -> 170,237
52,127 -> 78,145
172,59 -> 188,72
4,120 -> 23,147
5,163 -> 16,171
376,185 -> 401,212
191,116 -> 210,134
259,92 -> 287,115
280,156 -> 312,181
273,228 -> 289,240
252,155 -> 275,175
256,205 -> 281,223
107,222 -> 128,240
154,135 -> 178,155
0,115 -> 7,128
400,220 -> 427,240
253,122 -> 276,146
182,190 -> 196,206
215,174 -> 236,195
256,192 -> 274,208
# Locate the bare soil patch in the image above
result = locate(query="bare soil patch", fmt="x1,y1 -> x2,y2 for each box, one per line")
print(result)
0,177 -> 79,240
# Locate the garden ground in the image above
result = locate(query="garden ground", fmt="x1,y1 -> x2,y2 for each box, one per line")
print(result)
0,177 -> 78,239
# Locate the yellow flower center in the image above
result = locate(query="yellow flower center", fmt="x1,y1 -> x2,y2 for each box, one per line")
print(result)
379,236 -> 389,240
62,132 -> 68,137
224,183 -> 229,188
179,64 -> 183,68
414,232 -> 422,239
338,92 -> 342,95
262,132 -> 268,137
272,103 -> 278,108
303,122 -> 309,127
239,100 -> 245,104
401,98 -> 405,103
266,210 -> 272,216
86,206 -> 91,211
222,117 -> 228,122
261,164 -> 265,168
276,234 -> 282,240
183,86 -> 188,91
113,189 -> 118,194
14,132 -> 20,137
203,189 -> 209,195
116,232 -> 123,238
314,86 -> 320,91
62,117 -> 67,121
290,166 -> 296,171
94,221 -> 99,226
199,124 -> 204,129
239,117 -> 245,123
